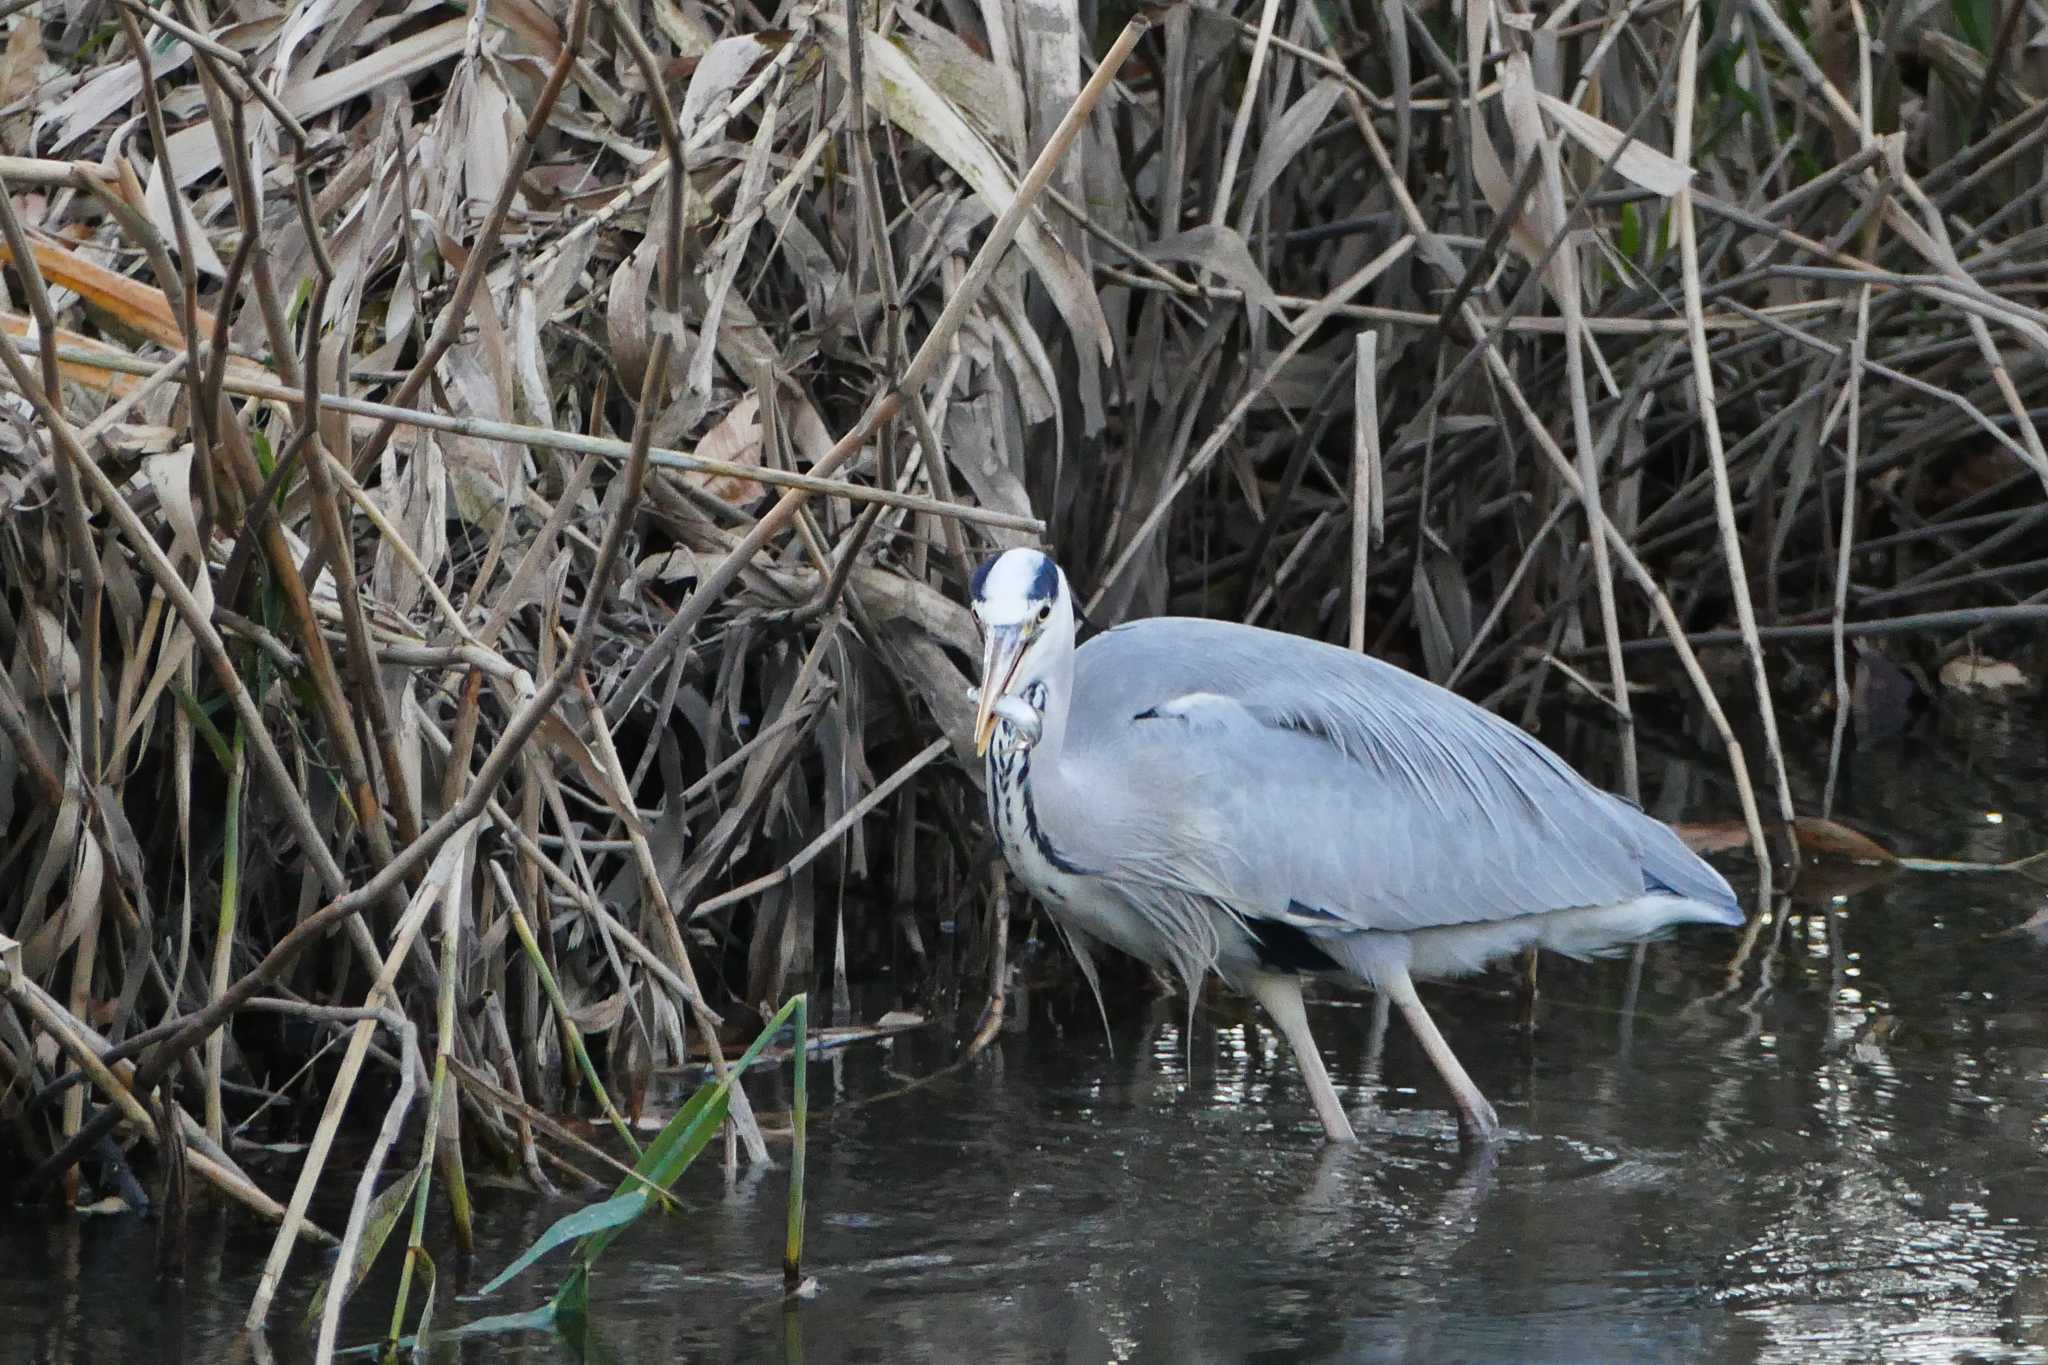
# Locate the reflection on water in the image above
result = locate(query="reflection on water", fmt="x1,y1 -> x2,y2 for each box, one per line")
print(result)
5,704 -> 2048,1364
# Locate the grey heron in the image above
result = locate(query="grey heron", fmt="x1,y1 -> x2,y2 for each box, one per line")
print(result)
966,547 -> 1743,1143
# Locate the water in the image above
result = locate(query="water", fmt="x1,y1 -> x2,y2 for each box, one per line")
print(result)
6,702 -> 2048,1363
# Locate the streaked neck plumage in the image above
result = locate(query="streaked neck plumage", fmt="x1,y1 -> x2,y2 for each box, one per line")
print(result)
985,608 -> 1081,873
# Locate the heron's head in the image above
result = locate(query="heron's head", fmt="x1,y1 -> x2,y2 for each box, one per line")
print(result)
969,548 -> 1072,755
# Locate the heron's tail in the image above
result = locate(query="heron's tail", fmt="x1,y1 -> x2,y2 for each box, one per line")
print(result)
1335,891 -> 1742,984
1533,895 -> 1745,960
1620,800 -> 1744,926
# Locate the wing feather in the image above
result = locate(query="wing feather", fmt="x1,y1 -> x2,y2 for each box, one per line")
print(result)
1039,618 -> 1737,935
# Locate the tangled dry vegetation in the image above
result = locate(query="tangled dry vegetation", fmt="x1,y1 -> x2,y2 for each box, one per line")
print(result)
2,0 -> 2048,1333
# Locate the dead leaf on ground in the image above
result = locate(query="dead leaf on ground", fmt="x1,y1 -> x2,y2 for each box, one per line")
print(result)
1791,817 -> 1901,866
0,310 -> 146,399
0,16 -> 45,156
0,234 -> 210,349
0,238 -> 273,386
1939,653 -> 2033,696
688,392 -> 765,504
1669,816 -> 1899,866
536,710 -> 650,842
631,547 -> 699,591
566,990 -> 627,1034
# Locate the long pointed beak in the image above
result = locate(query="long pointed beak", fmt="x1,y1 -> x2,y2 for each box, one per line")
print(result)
973,624 -> 1028,756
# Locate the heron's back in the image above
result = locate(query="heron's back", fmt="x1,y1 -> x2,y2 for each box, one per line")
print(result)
1060,617 -> 1739,940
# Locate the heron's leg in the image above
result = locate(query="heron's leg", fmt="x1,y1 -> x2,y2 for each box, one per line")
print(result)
1383,967 -> 1501,1143
1247,973 -> 1357,1143
1364,991 -> 1392,1077
1350,991 -> 1391,1124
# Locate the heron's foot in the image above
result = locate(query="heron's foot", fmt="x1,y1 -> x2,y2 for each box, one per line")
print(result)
1456,1095 -> 1501,1150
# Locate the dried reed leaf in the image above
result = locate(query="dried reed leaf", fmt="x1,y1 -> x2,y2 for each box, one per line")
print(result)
35,835 -> 102,971
606,238 -> 658,393
1536,91 -> 1694,196
165,20 -> 468,185
0,239 -> 272,387
0,311 -> 145,398
899,7 -> 1023,155
1498,53 -> 1570,287
1237,79 -> 1344,235
536,710 -> 651,842
462,66 -> 517,215
0,237 -> 207,351
142,161 -> 226,278
689,393 -> 765,504
37,41 -> 193,155
513,284 -> 555,432
816,11 -> 1112,365
1144,225 -> 1284,321
567,990 -> 627,1034
0,17 -> 44,157
678,34 -> 772,135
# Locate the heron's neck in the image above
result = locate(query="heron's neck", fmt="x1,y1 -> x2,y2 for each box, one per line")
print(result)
1007,631 -> 1075,768
1031,644 -> 1073,763
988,630 -> 1087,876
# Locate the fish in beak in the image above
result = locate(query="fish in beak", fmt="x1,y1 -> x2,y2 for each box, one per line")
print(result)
973,623 -> 1030,756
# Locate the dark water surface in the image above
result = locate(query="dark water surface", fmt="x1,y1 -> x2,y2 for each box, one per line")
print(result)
6,703 -> 2048,1364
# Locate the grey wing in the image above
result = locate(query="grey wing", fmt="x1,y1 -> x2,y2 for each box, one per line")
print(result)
1050,618 -> 1738,934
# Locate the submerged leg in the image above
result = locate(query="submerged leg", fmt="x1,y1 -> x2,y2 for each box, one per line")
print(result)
1364,990 -> 1392,1078
1383,966 -> 1500,1143
1247,973 -> 1356,1143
